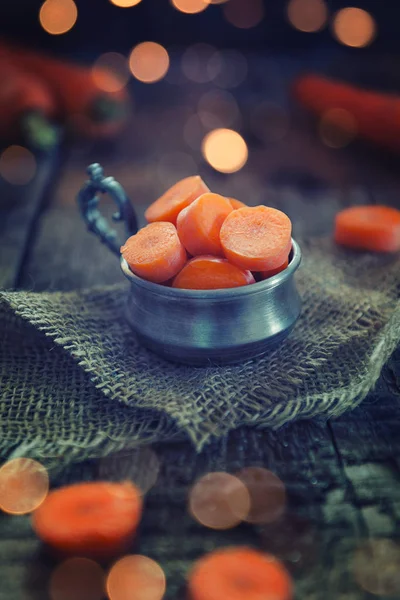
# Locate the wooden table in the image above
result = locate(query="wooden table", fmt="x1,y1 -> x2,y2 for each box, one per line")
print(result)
0,54 -> 400,599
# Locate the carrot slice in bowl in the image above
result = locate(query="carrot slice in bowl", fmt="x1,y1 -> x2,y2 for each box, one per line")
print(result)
259,257 -> 289,280
32,481 -> 143,560
335,205 -> 400,252
228,198 -> 247,210
121,222 -> 187,283
145,175 -> 209,224
187,546 -> 293,600
172,256 -> 255,290
220,206 -> 292,271
177,193 -> 233,257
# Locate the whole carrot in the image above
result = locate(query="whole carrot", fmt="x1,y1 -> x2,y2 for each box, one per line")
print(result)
0,61 -> 57,150
0,40 -> 129,139
293,74 -> 400,152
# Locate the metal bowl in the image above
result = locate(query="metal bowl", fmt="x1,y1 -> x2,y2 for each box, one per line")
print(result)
121,239 -> 302,365
77,164 -> 302,366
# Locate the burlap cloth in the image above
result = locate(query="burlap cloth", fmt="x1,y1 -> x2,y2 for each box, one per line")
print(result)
1,237 -> 399,466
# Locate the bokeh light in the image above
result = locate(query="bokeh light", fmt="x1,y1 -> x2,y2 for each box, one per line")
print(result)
287,0 -> 328,33
129,42 -> 170,83
50,558 -> 105,600
237,467 -> 286,524
319,108 -> 357,148
189,472 -> 250,529
353,539 -> 400,596
0,146 -> 37,186
107,555 -> 166,600
98,447 -> 160,495
171,0 -> 208,13
198,90 -> 240,129
92,53 -> 130,93
223,0 -> 264,29
202,128 -> 248,173
204,0 -> 229,4
250,102 -> 290,142
333,7 -> 376,48
182,44 -> 218,83
0,458 -> 48,515
109,0 -> 142,6
208,50 -> 248,89
39,0 -> 77,35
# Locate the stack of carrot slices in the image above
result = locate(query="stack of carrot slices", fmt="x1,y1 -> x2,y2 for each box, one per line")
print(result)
121,176 -> 293,290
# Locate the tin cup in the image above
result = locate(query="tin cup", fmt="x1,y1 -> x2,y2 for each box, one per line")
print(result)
78,164 -> 302,365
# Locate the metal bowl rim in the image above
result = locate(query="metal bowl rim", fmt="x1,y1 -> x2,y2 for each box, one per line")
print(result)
121,238 -> 301,299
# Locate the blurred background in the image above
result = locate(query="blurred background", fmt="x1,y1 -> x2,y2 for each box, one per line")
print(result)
1,0 -> 399,290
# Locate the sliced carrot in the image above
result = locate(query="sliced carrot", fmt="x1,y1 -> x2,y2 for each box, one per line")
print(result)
172,256 -> 255,290
228,198 -> 247,210
177,193 -> 233,257
220,206 -> 292,271
32,481 -> 143,560
334,205 -> 400,252
145,176 -> 210,224
188,547 -> 293,600
259,257 -> 289,280
121,222 -> 187,283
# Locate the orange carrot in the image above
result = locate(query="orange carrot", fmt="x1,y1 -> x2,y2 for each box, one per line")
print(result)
293,74 -> 400,152
334,205 -> 400,252
172,256 -> 255,289
121,222 -> 187,283
32,482 -> 142,560
220,206 -> 292,271
259,257 -> 289,280
0,61 -> 57,150
177,193 -> 233,257
145,176 -> 209,225
188,547 -> 293,600
228,198 -> 247,210
0,41 -> 129,138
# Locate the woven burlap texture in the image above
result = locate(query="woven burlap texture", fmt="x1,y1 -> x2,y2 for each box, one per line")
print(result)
1,237 -> 399,464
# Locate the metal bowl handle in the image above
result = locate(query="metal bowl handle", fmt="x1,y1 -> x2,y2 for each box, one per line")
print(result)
77,163 -> 138,256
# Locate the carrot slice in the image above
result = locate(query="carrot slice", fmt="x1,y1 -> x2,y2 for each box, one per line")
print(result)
220,206 -> 292,271
228,198 -> 247,210
188,547 -> 293,600
177,193 -> 233,257
172,256 -> 255,290
259,257 -> 289,280
145,176 -> 210,224
32,481 -> 142,560
335,205 -> 400,252
121,222 -> 187,283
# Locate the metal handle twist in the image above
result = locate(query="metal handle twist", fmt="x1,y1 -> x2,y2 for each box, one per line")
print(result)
77,163 -> 138,256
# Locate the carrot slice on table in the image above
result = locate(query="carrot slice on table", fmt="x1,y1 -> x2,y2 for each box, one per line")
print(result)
121,222 -> 187,283
259,257 -> 290,280
177,193 -> 233,257
228,198 -> 247,210
145,176 -> 210,224
172,256 -> 255,290
32,481 -> 143,560
220,206 -> 292,271
188,546 -> 293,600
334,205 -> 400,252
